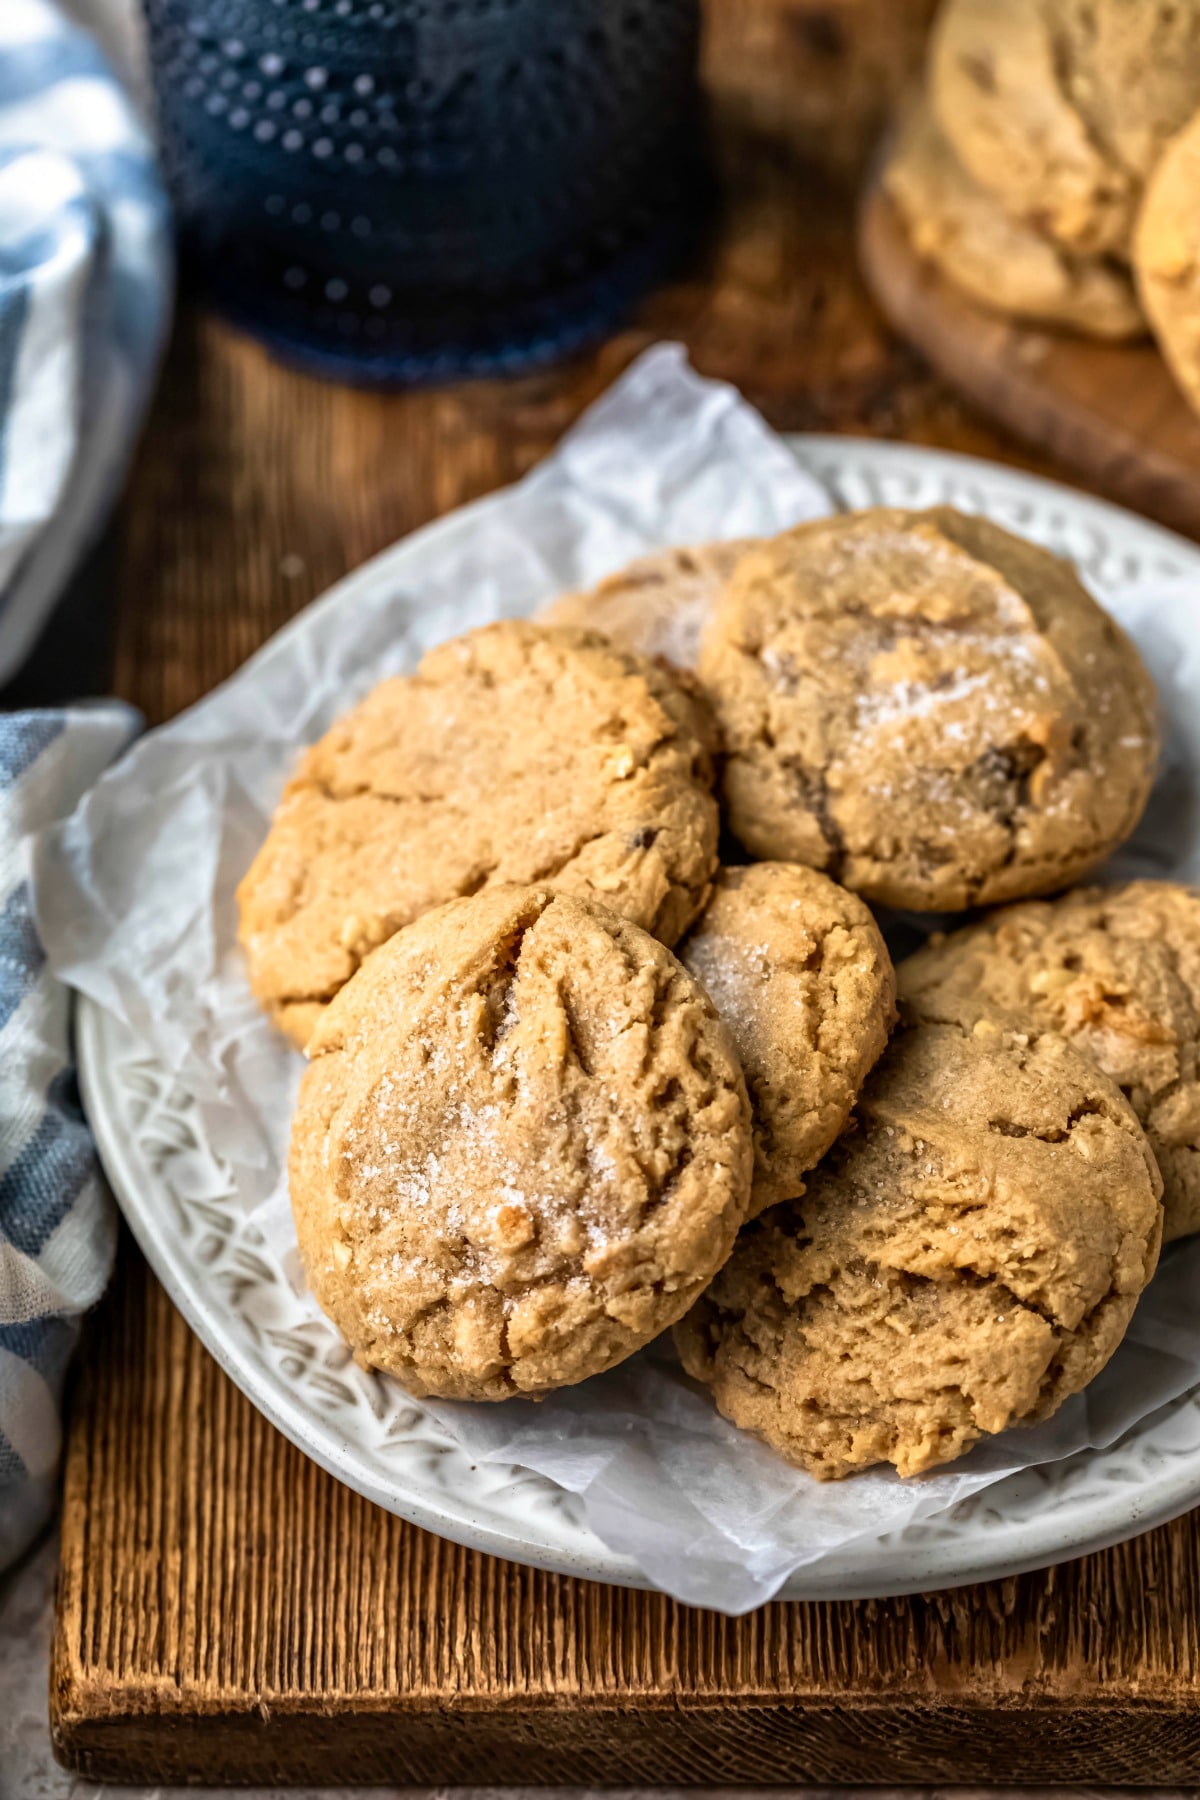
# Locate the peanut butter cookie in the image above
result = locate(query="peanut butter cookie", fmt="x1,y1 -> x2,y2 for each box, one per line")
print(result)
679,863 -> 896,1213
931,0 -> 1200,258
290,885 -> 754,1400
931,0 -> 1134,255
1134,108 -> 1200,419
675,1016 -> 1163,1479
1053,0 -> 1200,214
696,507 -> 1158,911
238,621 -> 720,1047
900,881 -> 1200,1243
885,101 -> 1143,339
541,541 -> 754,672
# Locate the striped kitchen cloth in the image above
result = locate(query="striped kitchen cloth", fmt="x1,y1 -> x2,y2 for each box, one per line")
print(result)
0,706 -> 139,1569
0,0 -> 172,684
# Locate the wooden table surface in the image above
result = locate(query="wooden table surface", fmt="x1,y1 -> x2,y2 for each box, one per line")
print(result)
44,0 -> 1200,1786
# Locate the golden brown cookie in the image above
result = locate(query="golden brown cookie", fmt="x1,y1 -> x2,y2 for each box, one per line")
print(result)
931,0 -> 1200,258
675,1016 -> 1163,1480
696,506 -> 1158,912
238,620 -> 720,1047
1133,108 -> 1200,418
678,863 -> 897,1213
884,101 -> 1144,339
540,541 -> 754,672
290,884 -> 754,1400
1053,0 -> 1200,204
900,881 -> 1200,1243
931,0 -> 1134,255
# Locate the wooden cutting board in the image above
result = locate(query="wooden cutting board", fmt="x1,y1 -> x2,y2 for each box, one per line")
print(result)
51,1242 -> 1200,1786
858,173 -> 1200,541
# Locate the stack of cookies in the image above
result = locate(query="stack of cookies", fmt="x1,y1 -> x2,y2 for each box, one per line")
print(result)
884,0 -> 1200,421
238,503 -> 1192,1483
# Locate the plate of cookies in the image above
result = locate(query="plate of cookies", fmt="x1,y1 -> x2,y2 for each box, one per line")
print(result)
39,348 -> 1200,1612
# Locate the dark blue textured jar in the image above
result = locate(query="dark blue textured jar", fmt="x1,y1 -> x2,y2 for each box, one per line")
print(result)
143,0 -> 704,385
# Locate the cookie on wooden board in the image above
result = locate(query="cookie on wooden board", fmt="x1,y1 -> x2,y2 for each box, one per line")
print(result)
1134,107 -> 1200,420
930,0 -> 1200,258
1053,0 -> 1200,212
931,0 -> 1133,256
884,100 -> 1143,339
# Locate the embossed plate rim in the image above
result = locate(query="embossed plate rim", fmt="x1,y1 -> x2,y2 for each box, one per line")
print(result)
80,434 -> 1200,1602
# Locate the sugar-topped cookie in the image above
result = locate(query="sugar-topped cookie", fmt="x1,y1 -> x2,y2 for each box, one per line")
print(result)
290,884 -> 754,1400
238,620 -> 720,1047
679,863 -> 896,1213
696,506 -> 1158,911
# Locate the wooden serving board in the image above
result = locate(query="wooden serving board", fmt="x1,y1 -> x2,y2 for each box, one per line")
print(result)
859,173 -> 1200,540
51,1242 -> 1200,1786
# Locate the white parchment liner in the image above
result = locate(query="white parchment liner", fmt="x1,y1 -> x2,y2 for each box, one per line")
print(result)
33,346 -> 1200,1612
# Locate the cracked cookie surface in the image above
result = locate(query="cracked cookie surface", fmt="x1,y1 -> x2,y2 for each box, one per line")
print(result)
238,620 -> 720,1048
674,1016 -> 1163,1479
900,881 -> 1200,1243
289,884 -> 754,1400
885,101 -> 1143,339
930,0 -> 1200,258
1050,0 -> 1200,200
695,506 -> 1158,911
540,540 -> 755,672
679,863 -> 896,1214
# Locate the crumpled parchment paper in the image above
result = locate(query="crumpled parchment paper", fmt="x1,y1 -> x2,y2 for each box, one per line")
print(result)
33,344 -> 1200,1613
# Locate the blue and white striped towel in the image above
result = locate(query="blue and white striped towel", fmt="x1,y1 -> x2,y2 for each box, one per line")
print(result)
0,0 -> 169,1567
0,0 -> 171,683
0,706 -> 138,1569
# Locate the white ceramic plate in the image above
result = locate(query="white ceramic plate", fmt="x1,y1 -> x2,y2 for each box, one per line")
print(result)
79,436 -> 1200,1601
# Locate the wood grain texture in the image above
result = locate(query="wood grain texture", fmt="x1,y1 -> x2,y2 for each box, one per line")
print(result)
859,174 -> 1200,539
52,0 -> 1200,1783
54,1249 -> 1200,1785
